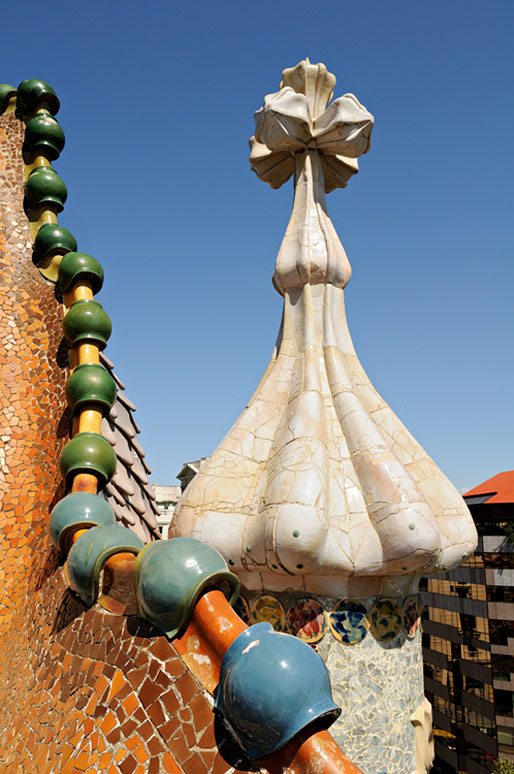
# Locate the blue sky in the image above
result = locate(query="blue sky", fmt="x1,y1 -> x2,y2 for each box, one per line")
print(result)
3,0 -> 513,492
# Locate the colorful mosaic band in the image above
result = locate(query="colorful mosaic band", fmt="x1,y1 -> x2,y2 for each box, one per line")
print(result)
239,593 -> 422,645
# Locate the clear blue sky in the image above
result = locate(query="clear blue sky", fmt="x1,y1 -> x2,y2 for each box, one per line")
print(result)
3,1 -> 513,492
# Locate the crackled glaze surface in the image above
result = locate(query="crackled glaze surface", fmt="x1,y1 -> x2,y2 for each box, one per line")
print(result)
172,59 -> 477,598
171,59 -> 478,773
319,610 -> 424,774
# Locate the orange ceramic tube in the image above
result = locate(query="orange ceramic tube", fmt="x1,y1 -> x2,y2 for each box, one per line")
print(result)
71,473 -> 98,494
71,528 -> 89,544
66,280 -> 93,305
258,729 -> 364,774
77,406 -> 102,435
76,343 -> 100,366
175,589 -> 364,774
174,590 -> 247,692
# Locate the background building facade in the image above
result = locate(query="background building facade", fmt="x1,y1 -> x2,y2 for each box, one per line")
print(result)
422,472 -> 514,773
152,484 -> 181,538
153,459 -> 210,537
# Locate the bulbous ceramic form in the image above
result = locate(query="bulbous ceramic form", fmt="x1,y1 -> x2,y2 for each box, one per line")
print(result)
23,113 -> 65,163
0,84 -> 16,114
63,300 -> 112,350
66,364 -> 116,415
24,166 -> 67,214
49,492 -> 116,552
59,432 -> 117,487
32,223 -> 77,264
65,523 -> 143,606
58,252 -> 104,294
214,622 -> 340,759
173,60 -> 477,598
16,78 -> 60,119
134,537 -> 240,639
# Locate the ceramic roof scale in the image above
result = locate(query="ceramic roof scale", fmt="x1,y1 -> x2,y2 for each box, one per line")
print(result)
172,59 -> 478,774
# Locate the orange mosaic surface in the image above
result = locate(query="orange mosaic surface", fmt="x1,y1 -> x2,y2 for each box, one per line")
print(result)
0,111 -> 249,774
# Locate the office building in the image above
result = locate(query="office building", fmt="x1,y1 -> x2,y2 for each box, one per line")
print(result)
422,471 -> 514,773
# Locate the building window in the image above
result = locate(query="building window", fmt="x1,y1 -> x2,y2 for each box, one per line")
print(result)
491,619 -> 514,646
486,553 -> 513,568
494,688 -> 514,718
498,725 -> 514,746
460,613 -> 476,638
487,586 -> 514,603
492,654 -> 514,682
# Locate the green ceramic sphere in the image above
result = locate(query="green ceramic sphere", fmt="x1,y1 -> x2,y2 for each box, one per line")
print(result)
63,299 -> 112,350
24,166 -> 67,214
58,252 -> 104,294
60,432 -> 117,487
23,113 -> 65,163
134,537 -> 240,639
33,223 -> 77,265
66,364 -> 116,415
49,491 -> 116,552
0,84 -> 16,115
65,524 -> 143,606
16,78 -> 60,119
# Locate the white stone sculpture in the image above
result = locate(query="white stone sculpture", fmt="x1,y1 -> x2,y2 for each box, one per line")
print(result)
411,698 -> 435,774
172,59 -> 477,774
172,59 -> 477,598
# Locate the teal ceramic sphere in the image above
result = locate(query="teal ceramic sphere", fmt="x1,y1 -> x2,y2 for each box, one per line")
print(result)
59,432 -> 117,487
0,84 -> 16,114
66,364 -> 116,415
65,523 -> 143,606
215,622 -> 341,759
24,166 -> 67,214
134,537 -> 240,639
58,252 -> 104,294
16,78 -> 59,118
49,492 -> 116,552
63,300 -> 111,350
33,223 -> 77,264
23,113 -> 65,163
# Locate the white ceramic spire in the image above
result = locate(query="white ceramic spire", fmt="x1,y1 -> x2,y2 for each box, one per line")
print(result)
172,59 -> 477,598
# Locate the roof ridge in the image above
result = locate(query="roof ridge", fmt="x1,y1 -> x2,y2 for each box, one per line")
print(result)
99,351 -> 160,541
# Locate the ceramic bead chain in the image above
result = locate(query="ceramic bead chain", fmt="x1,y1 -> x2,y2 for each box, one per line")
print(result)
2,80 -> 143,600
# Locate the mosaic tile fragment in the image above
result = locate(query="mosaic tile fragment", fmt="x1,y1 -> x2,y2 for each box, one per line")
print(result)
328,600 -> 368,645
401,595 -> 421,640
368,598 -> 402,642
287,598 -> 327,643
250,595 -> 285,631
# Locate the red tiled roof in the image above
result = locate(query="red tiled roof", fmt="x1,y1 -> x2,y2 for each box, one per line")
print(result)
463,471 -> 514,504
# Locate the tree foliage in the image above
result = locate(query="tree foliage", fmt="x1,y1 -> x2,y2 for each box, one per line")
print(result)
491,759 -> 514,774
503,521 -> 514,544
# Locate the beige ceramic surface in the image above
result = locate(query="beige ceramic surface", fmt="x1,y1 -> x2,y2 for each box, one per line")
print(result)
172,59 -> 477,598
411,697 -> 435,774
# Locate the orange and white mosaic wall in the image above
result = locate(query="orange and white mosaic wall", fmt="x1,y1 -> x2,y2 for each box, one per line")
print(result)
0,109 -> 249,774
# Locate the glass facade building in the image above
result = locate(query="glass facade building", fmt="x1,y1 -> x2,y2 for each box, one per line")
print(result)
422,471 -> 514,774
